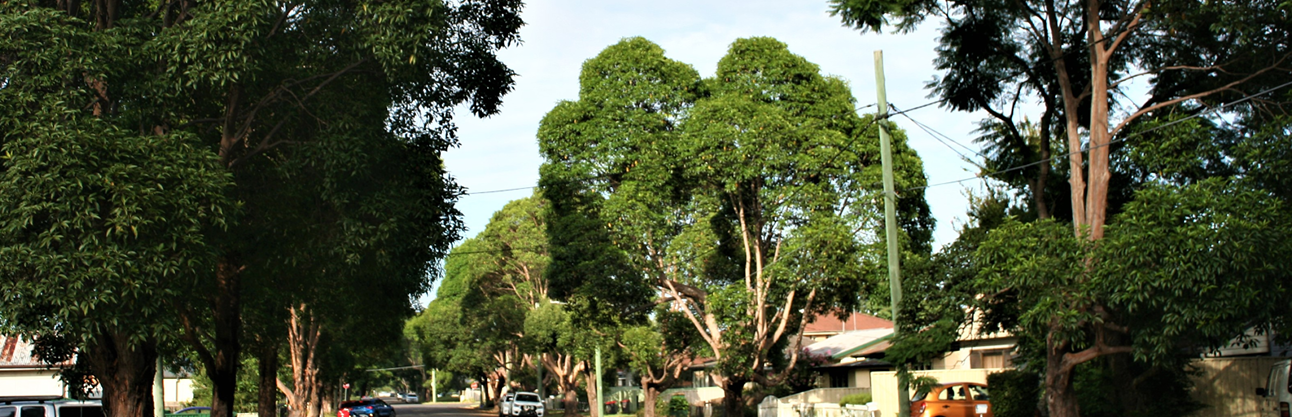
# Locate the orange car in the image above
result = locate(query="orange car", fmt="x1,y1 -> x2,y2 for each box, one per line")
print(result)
910,382 -> 992,417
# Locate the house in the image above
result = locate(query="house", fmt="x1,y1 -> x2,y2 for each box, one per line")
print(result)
674,313 -> 894,392
162,368 -> 196,409
929,310 -> 1017,371
802,312 -> 892,343
806,328 -> 894,390
0,335 -> 72,398
799,313 -> 896,390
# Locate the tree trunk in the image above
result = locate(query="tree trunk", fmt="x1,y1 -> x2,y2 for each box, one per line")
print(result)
583,370 -> 599,417
721,377 -> 747,417
211,260 -> 244,417
1083,0 -> 1113,241
642,381 -> 659,417
84,332 -> 158,417
259,344 -> 281,417
489,370 -> 506,409
280,305 -> 324,417
563,389 -> 582,417
1045,330 -> 1080,417
1036,106 -> 1054,220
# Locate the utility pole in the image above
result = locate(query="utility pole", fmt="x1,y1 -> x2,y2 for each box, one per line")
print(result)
874,50 -> 910,417
595,347 -> 603,417
154,357 -> 164,417
431,369 -> 437,404
536,354 -> 544,400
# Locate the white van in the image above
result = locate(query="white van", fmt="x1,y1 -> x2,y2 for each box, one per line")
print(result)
1257,359 -> 1291,417
0,397 -> 103,417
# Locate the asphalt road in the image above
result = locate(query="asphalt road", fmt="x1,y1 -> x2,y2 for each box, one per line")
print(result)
389,401 -> 494,417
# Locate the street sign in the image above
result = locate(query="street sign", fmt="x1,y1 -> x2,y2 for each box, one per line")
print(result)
343,383 -> 351,390
471,382 -> 479,390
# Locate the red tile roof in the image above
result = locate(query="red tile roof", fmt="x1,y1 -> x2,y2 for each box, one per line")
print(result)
803,312 -> 892,334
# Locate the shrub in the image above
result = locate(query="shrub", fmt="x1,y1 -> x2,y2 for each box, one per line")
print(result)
838,393 -> 873,406
668,395 -> 690,417
987,370 -> 1041,417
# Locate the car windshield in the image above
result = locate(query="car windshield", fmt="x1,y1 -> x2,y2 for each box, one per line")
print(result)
340,402 -> 364,408
516,394 -> 539,402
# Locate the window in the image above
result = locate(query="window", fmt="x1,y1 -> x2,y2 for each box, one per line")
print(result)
20,406 -> 46,417
0,406 -> 16,417
517,394 -> 540,402
938,385 -> 967,401
970,349 -> 1011,369
968,385 -> 990,401
58,407 -> 104,417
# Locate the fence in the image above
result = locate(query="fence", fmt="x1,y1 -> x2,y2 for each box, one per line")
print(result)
757,397 -> 878,417
775,388 -> 869,405
1190,357 -> 1284,417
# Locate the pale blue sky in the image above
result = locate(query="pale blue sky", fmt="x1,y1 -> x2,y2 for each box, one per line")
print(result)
443,0 -> 998,252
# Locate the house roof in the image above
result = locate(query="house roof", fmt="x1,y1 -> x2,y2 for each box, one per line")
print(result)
803,328 -> 893,360
803,312 -> 892,335
0,336 -> 43,369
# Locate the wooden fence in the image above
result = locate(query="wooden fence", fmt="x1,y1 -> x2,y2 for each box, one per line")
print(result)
1190,357 -> 1283,417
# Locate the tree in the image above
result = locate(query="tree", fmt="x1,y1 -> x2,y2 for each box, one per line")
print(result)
408,195 -> 561,410
832,0 -> 1291,414
617,310 -> 701,417
0,72 -> 232,417
1,1 -> 522,416
539,37 -> 932,417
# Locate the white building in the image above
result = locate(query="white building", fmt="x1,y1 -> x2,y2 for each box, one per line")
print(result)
0,335 -> 72,398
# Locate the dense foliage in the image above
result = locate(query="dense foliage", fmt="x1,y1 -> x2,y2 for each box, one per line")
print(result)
539,36 -> 932,417
1,0 -> 523,416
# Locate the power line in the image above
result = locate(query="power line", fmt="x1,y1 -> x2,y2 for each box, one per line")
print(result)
890,103 -> 987,166
464,185 -> 536,195
904,79 -> 1292,193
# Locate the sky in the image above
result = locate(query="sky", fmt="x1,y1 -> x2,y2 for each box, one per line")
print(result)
442,0 -> 997,253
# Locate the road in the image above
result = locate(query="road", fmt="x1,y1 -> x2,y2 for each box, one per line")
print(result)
391,401 -> 494,417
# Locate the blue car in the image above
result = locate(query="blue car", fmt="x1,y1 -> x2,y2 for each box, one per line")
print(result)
345,399 -> 395,417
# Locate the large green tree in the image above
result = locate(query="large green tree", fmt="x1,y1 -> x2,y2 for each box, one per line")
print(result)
408,194 -> 559,409
0,68 -> 232,417
539,37 -> 932,417
832,0 -> 1291,414
1,1 -> 521,416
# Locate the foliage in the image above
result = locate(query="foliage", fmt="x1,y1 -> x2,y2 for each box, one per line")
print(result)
667,396 -> 689,417
189,356 -> 262,413
1072,358 -> 1201,417
837,393 -> 873,406
783,351 -> 829,394
539,37 -> 932,416
0,71 -> 232,350
3,0 -> 522,415
834,0 -> 1291,413
986,370 -> 1040,417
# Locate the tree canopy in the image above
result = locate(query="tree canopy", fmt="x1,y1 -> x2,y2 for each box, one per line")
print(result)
831,0 -> 1292,414
1,0 -> 522,415
538,36 -> 932,416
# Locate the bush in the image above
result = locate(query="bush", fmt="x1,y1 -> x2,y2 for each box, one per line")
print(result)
668,395 -> 690,417
987,370 -> 1041,417
838,393 -> 873,406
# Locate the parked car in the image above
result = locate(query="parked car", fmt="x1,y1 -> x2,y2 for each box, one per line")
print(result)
0,397 -> 104,417
499,393 -> 515,417
172,407 -> 211,415
910,382 -> 992,417
337,399 -> 394,417
509,392 -> 544,417
401,393 -> 418,403
1256,359 -> 1291,417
